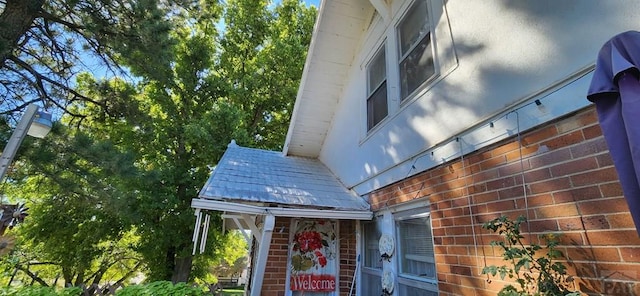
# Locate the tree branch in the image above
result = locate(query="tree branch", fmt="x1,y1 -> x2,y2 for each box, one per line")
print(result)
8,55 -> 105,117
15,264 -> 49,287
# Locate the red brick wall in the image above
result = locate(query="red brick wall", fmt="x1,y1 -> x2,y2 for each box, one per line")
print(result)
259,217 -> 357,296
261,217 -> 290,296
339,219 -> 358,295
369,105 -> 640,296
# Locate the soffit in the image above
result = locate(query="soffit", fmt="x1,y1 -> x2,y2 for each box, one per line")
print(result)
284,0 -> 371,157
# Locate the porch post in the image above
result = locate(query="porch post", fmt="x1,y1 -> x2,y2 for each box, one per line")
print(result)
250,214 -> 275,296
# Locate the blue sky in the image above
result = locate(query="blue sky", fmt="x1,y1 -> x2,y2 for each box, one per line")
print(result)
304,0 -> 321,7
87,1 -> 321,80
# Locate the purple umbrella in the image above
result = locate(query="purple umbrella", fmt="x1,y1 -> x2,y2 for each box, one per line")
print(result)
588,30 -> 640,236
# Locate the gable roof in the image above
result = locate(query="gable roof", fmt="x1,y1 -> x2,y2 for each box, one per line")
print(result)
197,141 -> 370,212
283,0 -> 371,157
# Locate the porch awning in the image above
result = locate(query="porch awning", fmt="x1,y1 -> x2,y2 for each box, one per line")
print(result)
190,141 -> 372,296
192,140 -> 372,220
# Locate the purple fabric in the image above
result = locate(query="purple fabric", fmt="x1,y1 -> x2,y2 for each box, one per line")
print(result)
588,31 -> 640,101
588,31 -> 640,236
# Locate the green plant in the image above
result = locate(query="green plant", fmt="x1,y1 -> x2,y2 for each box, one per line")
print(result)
0,286 -> 82,296
115,281 -> 207,296
481,215 -> 580,296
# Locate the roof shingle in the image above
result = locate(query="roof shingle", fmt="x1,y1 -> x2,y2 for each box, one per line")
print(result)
198,141 -> 370,211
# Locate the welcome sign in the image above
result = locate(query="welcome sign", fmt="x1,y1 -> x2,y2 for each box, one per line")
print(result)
289,219 -> 337,293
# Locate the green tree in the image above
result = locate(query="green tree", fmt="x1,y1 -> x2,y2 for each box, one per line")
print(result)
86,0 -> 316,282
1,0 -> 317,286
70,1 -> 244,282
210,231 -> 248,280
4,124 -> 143,289
219,0 -> 316,149
0,0 -> 180,117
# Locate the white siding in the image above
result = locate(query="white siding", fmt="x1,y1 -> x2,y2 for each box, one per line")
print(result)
316,0 -> 640,195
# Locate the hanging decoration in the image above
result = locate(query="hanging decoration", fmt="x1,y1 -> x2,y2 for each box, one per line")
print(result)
0,203 -> 28,236
381,268 -> 394,295
289,219 -> 337,292
378,233 -> 394,261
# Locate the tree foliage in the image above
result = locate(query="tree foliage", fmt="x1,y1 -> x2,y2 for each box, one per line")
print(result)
219,0 -> 315,149
0,0 -> 181,118
4,124 -> 142,288
0,0 -> 317,287
209,231 -> 248,280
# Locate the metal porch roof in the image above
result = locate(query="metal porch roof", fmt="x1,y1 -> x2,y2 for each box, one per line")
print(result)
197,140 -> 370,212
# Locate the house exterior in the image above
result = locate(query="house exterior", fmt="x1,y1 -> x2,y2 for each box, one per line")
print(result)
192,0 -> 640,295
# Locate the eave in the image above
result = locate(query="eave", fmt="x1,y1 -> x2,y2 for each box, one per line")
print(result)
283,0 -> 372,157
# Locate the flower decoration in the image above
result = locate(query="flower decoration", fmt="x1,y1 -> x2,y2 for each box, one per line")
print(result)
293,231 -> 324,253
381,269 -> 394,295
290,220 -> 336,272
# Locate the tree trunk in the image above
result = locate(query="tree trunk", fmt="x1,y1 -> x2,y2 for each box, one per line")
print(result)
74,272 -> 84,287
0,0 -> 44,66
171,254 -> 192,283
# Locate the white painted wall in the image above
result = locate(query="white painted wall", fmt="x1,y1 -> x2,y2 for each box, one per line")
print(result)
318,0 -> 640,195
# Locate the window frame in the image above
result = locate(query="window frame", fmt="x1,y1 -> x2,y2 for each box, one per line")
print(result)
360,0 -> 456,140
396,0 -> 438,102
362,220 -> 383,270
366,44 -> 389,131
394,208 -> 438,293
360,219 -> 384,296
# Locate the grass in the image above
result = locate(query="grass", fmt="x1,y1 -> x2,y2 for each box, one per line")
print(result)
221,285 -> 244,295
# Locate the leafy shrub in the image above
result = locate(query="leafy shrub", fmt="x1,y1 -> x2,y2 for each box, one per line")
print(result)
115,281 -> 207,296
0,286 -> 82,296
482,215 -> 580,296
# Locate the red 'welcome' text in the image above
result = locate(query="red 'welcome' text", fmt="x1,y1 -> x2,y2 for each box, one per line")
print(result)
290,274 -> 336,292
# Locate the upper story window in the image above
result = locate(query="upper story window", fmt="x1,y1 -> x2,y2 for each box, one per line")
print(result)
397,0 -> 435,100
367,45 -> 388,130
362,0 -> 454,136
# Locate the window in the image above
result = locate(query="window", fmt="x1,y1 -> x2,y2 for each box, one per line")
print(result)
362,0 -> 455,135
397,0 -> 435,100
395,208 -> 438,294
397,215 -> 436,278
363,221 -> 382,269
367,45 -> 388,130
361,221 -> 383,296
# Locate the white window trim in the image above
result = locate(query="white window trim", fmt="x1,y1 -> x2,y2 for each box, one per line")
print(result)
359,0 -> 457,142
366,44 -> 389,131
395,0 -> 439,103
394,207 -> 439,291
359,216 -> 387,296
